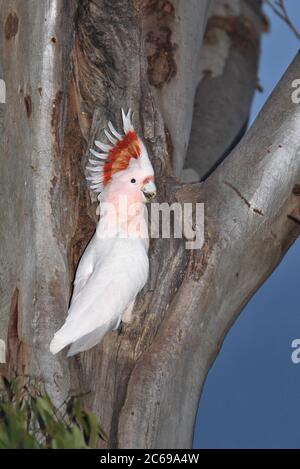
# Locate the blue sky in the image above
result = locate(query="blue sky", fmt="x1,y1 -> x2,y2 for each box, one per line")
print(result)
194,1 -> 300,449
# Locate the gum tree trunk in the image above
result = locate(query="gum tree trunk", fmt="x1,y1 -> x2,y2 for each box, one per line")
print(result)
1,0 -> 300,449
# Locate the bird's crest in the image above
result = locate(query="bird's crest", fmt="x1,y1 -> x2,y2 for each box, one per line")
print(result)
86,109 -> 141,193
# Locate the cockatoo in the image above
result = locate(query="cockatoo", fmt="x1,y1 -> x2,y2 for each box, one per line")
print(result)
50,109 -> 156,356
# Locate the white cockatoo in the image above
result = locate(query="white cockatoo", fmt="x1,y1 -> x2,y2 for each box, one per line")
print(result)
50,109 -> 156,356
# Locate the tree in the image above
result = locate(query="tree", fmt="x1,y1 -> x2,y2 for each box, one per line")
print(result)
0,0 -> 299,449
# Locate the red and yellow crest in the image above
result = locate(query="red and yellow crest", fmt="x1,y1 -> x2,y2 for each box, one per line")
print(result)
86,110 -> 141,193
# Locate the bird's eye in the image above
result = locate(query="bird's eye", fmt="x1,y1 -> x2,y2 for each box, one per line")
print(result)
131,178 -> 136,184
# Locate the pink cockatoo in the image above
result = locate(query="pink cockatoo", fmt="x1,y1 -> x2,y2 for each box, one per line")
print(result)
50,109 -> 156,356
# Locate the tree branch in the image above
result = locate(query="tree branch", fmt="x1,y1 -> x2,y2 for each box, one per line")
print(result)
117,52 -> 300,448
142,0 -> 211,176
265,0 -> 300,41
0,0 -> 77,404
182,0 -> 262,182
2,0 -> 299,450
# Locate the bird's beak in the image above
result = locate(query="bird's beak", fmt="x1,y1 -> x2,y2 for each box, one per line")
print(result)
141,180 -> 157,202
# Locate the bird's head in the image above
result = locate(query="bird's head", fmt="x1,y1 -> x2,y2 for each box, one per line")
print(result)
86,109 -> 156,207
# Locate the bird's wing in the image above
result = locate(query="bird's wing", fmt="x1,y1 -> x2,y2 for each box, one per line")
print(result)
70,234 -> 98,306
50,239 -> 148,354
67,325 -> 109,356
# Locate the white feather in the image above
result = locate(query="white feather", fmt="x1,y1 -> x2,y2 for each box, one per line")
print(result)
90,184 -> 103,191
108,121 -> 122,139
104,129 -> 117,145
50,108 -> 155,356
86,166 -> 102,173
50,237 -> 148,355
89,149 -> 107,159
121,108 -> 134,133
95,140 -> 112,152
88,158 -> 102,165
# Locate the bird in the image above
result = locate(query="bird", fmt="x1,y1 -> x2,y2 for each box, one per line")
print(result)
50,109 -> 156,356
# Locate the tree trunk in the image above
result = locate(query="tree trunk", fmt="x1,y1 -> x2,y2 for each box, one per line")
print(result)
1,0 -> 300,449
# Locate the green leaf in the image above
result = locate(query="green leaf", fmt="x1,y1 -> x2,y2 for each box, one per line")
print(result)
0,378 -> 105,449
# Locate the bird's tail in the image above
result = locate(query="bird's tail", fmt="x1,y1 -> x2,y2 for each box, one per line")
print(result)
66,325 -> 108,356
49,334 -> 68,355
50,323 -> 110,356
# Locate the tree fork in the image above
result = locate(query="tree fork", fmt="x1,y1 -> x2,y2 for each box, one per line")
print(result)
1,0 -> 300,450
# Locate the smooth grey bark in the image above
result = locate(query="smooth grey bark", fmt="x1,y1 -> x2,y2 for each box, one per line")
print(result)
143,0 -> 211,176
182,0 -> 263,182
0,0 -> 76,400
1,0 -> 299,450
